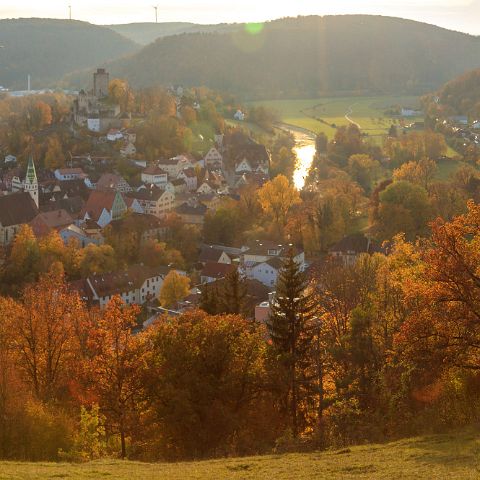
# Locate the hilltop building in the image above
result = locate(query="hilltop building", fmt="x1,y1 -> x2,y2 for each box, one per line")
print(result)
73,68 -> 122,133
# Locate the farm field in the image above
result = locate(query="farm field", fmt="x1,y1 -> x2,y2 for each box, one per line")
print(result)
0,429 -> 478,480
249,96 -> 423,138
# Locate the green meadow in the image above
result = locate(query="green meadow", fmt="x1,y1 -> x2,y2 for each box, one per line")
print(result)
1,429 -> 478,479
250,96 -> 423,138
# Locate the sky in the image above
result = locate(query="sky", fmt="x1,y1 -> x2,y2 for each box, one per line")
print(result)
1,0 -> 480,34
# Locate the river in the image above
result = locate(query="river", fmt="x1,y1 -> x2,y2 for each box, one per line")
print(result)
286,127 -> 317,190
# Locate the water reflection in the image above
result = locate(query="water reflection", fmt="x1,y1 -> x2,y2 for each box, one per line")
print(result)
292,131 -> 316,190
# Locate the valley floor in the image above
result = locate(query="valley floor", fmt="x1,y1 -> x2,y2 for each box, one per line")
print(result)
1,429 -> 479,479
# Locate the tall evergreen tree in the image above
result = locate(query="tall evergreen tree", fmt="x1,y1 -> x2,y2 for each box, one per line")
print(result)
267,249 -> 317,437
199,281 -> 219,315
218,267 -> 247,316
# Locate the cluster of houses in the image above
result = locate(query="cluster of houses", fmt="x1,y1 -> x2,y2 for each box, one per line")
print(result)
0,68 -> 385,322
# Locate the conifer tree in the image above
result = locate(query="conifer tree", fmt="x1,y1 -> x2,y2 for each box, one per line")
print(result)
218,267 -> 247,316
199,281 -> 219,315
267,249 -> 317,437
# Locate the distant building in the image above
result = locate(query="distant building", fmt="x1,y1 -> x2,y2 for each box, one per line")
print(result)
11,157 -> 39,208
127,187 -> 175,219
54,168 -> 86,182
329,233 -> 385,266
73,68 -> 122,132
175,197 -> 207,225
71,264 -> 174,309
30,209 -> 73,237
204,147 -> 223,169
94,68 -> 109,98
234,110 -> 245,121
96,173 -> 132,193
59,224 -> 104,247
0,192 -> 39,245
80,190 -> 128,227
141,165 -> 168,187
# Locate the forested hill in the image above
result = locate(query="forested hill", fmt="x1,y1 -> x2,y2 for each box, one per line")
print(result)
0,19 -> 140,89
423,68 -> 480,118
106,22 -> 238,45
72,15 -> 480,98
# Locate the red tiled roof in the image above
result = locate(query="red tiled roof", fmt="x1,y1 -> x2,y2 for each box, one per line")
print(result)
201,262 -> 235,279
96,173 -> 129,190
80,190 -> 117,221
143,165 -> 167,175
30,209 -> 73,237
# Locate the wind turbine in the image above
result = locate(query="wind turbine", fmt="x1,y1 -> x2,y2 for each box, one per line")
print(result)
68,5 -> 72,20
153,5 -> 158,23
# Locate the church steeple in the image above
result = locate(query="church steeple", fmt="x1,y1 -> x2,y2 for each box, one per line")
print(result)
25,156 -> 39,208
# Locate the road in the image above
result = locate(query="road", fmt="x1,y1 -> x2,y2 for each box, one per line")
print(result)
345,103 -> 361,129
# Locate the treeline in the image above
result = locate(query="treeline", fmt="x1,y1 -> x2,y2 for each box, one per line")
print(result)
0,19 -> 139,89
84,15 -> 480,97
423,67 -> 480,118
1,203 -> 480,460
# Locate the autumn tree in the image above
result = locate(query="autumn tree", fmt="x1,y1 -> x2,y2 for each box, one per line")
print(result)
139,240 -> 185,269
87,296 -> 144,458
143,310 -> 272,459
44,135 -> 65,169
396,201 -> 480,373
374,180 -> 432,241
159,270 -> 190,308
347,154 -> 380,193
109,79 -> 134,112
258,175 -> 301,233
1,224 -> 40,292
393,157 -> 437,192
8,272 -> 85,401
78,244 -> 117,277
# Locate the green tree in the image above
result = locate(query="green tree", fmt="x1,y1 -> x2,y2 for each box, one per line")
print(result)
267,250 -> 317,437
374,180 -> 432,241
218,268 -> 248,316
143,310 -> 271,459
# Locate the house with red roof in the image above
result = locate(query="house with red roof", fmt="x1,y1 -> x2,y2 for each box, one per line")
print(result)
80,190 -> 128,227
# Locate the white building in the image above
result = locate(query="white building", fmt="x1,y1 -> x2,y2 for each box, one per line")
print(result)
234,110 -> 245,121
74,264 -> 176,309
141,165 -> 168,186
54,168 -> 86,181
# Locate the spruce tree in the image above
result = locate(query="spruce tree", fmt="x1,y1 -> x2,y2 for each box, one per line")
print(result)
267,249 -> 317,437
199,281 -> 219,315
218,267 -> 248,315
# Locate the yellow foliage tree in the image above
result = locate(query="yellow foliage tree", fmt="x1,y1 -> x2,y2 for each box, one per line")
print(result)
258,174 -> 301,229
159,270 -> 190,308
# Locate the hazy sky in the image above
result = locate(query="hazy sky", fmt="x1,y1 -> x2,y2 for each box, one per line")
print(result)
1,0 -> 480,34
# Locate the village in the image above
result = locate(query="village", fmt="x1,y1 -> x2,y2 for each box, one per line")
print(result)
0,68 -> 381,326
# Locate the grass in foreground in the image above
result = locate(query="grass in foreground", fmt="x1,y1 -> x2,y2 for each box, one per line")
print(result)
1,430 -> 479,480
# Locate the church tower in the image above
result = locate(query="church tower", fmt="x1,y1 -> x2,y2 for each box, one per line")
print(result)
25,156 -> 39,208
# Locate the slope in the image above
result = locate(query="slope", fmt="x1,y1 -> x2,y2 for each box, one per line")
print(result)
0,429 -> 477,479
81,15 -> 480,98
106,22 -> 238,45
0,18 -> 140,89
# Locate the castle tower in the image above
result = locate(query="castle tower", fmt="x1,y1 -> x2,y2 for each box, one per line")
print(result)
93,68 -> 109,98
25,156 -> 39,208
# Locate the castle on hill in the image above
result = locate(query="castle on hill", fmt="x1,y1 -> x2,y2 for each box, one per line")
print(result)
72,68 -> 124,133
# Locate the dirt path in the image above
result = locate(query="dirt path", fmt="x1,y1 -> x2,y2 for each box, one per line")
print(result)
345,103 -> 361,129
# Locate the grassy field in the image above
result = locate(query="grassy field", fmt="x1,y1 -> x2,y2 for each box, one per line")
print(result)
249,96 -> 423,139
1,430 -> 479,479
